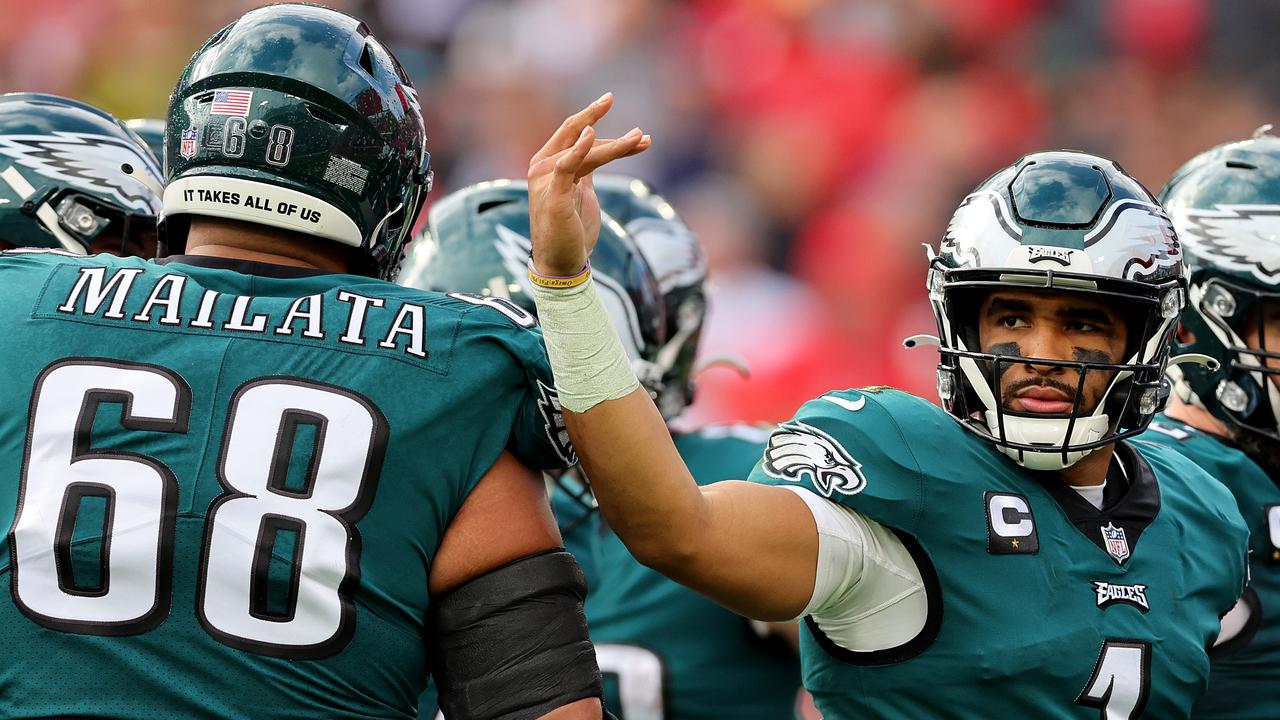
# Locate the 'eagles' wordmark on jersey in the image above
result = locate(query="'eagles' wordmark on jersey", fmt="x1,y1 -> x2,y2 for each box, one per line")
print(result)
0,251 -> 572,719
1140,416 -> 1280,719
751,388 -> 1248,720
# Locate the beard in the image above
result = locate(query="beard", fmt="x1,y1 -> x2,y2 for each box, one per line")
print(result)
1230,426 -> 1280,479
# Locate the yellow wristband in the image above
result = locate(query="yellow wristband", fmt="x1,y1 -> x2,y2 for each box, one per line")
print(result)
528,260 -> 591,289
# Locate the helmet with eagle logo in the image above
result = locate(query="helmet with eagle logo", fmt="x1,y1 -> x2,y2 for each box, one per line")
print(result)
913,150 -> 1187,471
395,178 -> 667,401
594,174 -> 707,420
0,93 -> 161,256
395,178 -> 668,527
1162,128 -> 1280,442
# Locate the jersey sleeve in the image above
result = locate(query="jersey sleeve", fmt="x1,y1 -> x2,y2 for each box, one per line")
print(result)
747,388 -> 926,533
463,305 -> 577,471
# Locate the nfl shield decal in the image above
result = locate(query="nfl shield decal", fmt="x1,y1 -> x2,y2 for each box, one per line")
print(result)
1101,522 -> 1130,564
180,126 -> 198,159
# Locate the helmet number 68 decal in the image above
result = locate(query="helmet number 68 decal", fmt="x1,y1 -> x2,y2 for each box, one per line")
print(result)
216,119 -> 295,168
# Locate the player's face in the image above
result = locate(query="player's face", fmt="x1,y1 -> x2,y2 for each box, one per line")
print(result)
977,290 -> 1129,416
1241,299 -> 1280,390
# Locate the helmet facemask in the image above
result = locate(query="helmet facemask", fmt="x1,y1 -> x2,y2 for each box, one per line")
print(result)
1178,275 -> 1280,449
928,260 -> 1184,470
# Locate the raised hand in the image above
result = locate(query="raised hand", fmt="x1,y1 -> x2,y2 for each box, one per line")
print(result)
527,93 -> 651,277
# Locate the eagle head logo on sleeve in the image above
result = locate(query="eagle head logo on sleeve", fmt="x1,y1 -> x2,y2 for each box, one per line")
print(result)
763,421 -> 867,497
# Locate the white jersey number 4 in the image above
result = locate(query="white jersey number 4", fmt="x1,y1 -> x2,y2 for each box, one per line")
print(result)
1075,640 -> 1151,719
9,359 -> 385,659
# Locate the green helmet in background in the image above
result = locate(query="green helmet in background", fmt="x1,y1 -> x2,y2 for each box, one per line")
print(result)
396,178 -> 668,404
594,174 -> 708,419
0,93 -> 162,255
125,118 -> 165,167
919,150 -> 1186,470
1161,129 -> 1280,443
163,3 -> 432,279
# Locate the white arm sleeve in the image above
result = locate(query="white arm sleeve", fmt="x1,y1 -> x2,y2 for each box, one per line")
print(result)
781,486 -> 930,652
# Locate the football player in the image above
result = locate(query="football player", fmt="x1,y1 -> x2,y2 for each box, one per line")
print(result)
398,177 -> 802,720
0,94 -> 161,256
0,6 -> 645,719
521,97 -> 1250,718
1138,129 -> 1280,718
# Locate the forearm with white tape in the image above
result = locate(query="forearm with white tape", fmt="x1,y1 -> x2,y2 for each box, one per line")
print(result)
529,273 -> 639,413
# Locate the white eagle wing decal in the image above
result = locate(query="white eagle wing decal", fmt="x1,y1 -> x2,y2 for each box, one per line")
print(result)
0,131 -> 161,213
763,421 -> 867,497
1175,206 -> 1280,282
1083,200 -> 1181,280
941,191 -> 1021,269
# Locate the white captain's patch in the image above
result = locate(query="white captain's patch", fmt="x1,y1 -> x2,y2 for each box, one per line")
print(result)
763,421 -> 867,497
0,131 -> 161,213
1092,581 -> 1149,612
1174,204 -> 1280,283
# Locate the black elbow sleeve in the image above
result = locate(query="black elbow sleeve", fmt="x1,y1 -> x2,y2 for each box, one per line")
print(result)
428,550 -> 602,720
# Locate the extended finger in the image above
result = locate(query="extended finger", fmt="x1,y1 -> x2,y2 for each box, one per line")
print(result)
532,93 -> 614,165
551,125 -> 596,195
574,130 -> 651,178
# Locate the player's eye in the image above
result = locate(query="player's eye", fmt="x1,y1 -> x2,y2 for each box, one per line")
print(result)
1065,320 -> 1098,333
1000,316 -> 1029,329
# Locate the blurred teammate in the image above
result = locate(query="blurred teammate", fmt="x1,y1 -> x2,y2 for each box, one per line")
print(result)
521,97 -> 1249,718
399,177 -> 802,720
0,94 -> 161,256
1139,130 -> 1280,717
0,6 -> 635,719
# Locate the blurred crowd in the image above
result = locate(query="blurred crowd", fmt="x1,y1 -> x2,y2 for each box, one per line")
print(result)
4,0 -> 1280,426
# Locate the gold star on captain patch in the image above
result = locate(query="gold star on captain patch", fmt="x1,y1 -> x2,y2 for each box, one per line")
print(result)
1272,549 -> 1280,561
1011,539 -> 1020,548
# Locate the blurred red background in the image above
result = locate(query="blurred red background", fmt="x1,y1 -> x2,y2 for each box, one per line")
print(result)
5,0 -> 1278,426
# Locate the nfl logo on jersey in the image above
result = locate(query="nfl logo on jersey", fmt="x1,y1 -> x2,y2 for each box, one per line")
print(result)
1101,522 -> 1130,563
179,126 -> 198,159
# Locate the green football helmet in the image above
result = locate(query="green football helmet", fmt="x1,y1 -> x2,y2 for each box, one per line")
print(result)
594,174 -> 708,419
909,150 -> 1187,470
1162,129 -> 1280,443
162,3 -> 431,279
396,178 -> 667,401
0,93 -> 162,255
124,118 -> 164,167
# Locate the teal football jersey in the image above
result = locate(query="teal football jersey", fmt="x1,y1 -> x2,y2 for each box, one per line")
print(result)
0,251 -> 574,719
749,388 -> 1249,720
1140,415 -> 1280,719
550,425 -> 802,720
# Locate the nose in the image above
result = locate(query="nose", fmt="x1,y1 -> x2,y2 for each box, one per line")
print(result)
1017,325 -> 1072,375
